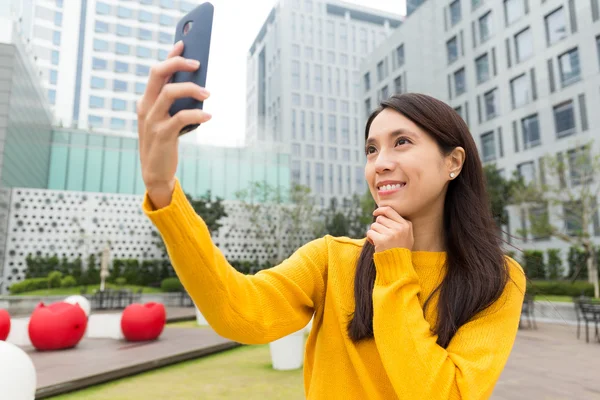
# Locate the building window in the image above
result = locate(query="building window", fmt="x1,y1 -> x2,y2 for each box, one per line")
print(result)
96,2 -> 110,14
90,76 -> 105,89
292,94 -> 301,106
115,43 -> 130,55
135,82 -> 146,94
95,21 -> 109,33
394,76 -> 403,94
328,115 -> 337,143
377,61 -> 385,82
545,7 -> 567,46
328,98 -> 337,112
479,11 -> 492,43
484,88 -> 498,120
52,31 -> 61,46
112,98 -> 127,111
396,44 -> 404,67
113,80 -> 128,92
49,69 -> 58,85
53,11 -> 62,26
475,54 -> 490,84
379,85 -> 389,101
504,0 -> 525,26
510,74 -> 529,108
326,21 -> 335,48
365,98 -> 372,118
136,64 -> 150,76
117,6 -> 133,18
92,57 -> 107,70
291,61 -> 300,90
139,10 -> 153,23
93,39 -> 109,52
454,68 -> 466,96
48,89 -> 56,105
564,201 -> 583,236
116,24 -> 131,37
597,35 -> 600,70
158,50 -> 168,60
364,72 -> 371,91
114,61 -> 129,73
88,115 -> 103,127
522,114 -> 540,149
110,118 -> 126,130
159,14 -> 175,26
89,96 -> 105,108
517,161 -> 536,186
481,132 -> 496,162
447,36 -> 458,64
514,27 -> 533,63
450,0 -> 462,26
159,0 -> 175,8
138,28 -> 153,41
554,101 -> 575,138
136,46 -> 152,58
568,146 -> 592,186
328,147 -> 337,160
50,50 -> 59,65
159,32 -> 173,44
558,48 -> 581,87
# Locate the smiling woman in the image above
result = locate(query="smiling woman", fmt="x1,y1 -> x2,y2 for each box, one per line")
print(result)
138,43 -> 525,399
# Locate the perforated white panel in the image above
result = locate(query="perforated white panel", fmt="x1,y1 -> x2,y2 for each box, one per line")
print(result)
1,188 -> 317,293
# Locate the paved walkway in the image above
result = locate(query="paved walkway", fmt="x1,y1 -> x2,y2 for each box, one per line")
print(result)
493,323 -> 600,399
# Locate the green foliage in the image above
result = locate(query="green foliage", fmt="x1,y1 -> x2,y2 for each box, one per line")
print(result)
568,247 -> 588,280
115,277 -> 127,286
60,275 -> 77,288
523,250 -> 545,279
47,271 -> 63,288
8,278 -> 49,294
161,277 -> 183,292
110,259 -> 124,282
83,254 -> 100,285
527,280 -> 594,297
186,191 -> 229,235
122,259 -> 140,286
484,164 -> 518,227
546,249 -> 564,280
230,260 -> 255,274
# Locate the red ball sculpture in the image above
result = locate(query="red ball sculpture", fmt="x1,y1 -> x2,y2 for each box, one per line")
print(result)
28,302 -> 87,351
121,302 -> 166,342
0,309 -> 10,341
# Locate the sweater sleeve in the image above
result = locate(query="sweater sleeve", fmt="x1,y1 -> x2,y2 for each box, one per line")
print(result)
372,248 -> 525,400
142,179 -> 328,345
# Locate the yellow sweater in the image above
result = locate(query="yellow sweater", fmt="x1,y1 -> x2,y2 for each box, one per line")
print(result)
143,179 -> 526,400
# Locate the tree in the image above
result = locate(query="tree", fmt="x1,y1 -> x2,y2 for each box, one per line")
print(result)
153,190 -> 228,257
511,142 -> 600,297
483,164 -> 518,228
235,181 -> 321,268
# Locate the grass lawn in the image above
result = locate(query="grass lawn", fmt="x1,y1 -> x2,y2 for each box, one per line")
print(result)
12,284 -> 161,296
534,295 -> 574,303
165,320 -> 210,328
47,344 -> 305,400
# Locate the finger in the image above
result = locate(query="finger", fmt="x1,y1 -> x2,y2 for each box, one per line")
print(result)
370,222 -> 393,235
142,55 -> 200,111
163,109 -> 213,134
150,82 -> 210,119
375,215 -> 402,230
167,40 -> 184,59
373,206 -> 406,224
366,229 -> 384,244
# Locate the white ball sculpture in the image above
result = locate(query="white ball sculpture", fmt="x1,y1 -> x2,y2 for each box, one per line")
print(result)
64,295 -> 91,317
0,341 -> 36,400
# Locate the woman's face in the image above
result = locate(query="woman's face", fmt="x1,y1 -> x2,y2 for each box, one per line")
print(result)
364,108 -> 460,220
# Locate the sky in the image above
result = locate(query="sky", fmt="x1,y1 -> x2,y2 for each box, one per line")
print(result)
184,0 -> 406,147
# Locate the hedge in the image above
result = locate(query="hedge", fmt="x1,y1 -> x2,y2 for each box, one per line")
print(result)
161,277 -> 183,292
8,278 -> 49,294
527,280 -> 594,297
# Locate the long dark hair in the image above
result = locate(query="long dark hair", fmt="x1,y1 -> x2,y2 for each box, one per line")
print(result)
348,93 -> 509,348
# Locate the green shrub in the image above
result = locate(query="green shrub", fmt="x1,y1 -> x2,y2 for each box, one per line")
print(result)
60,275 -> 77,288
527,280 -> 594,297
568,247 -> 588,280
8,278 -> 49,294
160,277 -> 183,292
115,277 -> 127,286
546,249 -> 564,280
47,271 -> 63,288
523,250 -> 545,279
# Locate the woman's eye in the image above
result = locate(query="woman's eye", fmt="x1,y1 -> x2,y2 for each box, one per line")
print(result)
396,137 -> 409,146
365,146 -> 376,155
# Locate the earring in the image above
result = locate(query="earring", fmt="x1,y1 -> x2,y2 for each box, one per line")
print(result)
450,172 -> 456,178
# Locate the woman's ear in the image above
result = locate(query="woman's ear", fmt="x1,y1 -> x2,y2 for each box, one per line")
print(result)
447,147 -> 465,179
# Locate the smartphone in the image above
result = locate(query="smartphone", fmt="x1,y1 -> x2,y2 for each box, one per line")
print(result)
169,2 -> 214,135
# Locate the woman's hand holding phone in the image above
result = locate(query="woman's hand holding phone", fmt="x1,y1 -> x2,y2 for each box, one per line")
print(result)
137,41 -> 212,209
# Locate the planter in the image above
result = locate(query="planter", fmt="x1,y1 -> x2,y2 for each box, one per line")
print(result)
269,329 -> 305,371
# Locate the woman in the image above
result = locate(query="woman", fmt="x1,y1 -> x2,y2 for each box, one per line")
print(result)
137,41 -> 525,399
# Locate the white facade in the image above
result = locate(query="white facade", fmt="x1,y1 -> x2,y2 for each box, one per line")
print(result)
245,0 -> 404,207
361,0 -> 600,261
9,0 -> 195,135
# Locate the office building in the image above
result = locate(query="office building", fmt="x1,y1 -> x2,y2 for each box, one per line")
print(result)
245,0 -> 403,207
406,0 -> 426,16
361,0 -> 600,256
9,0 -> 196,135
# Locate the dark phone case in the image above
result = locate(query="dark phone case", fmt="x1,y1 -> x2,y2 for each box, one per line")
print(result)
169,2 -> 214,135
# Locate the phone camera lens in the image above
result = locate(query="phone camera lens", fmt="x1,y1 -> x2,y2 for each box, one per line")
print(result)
183,21 -> 193,36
